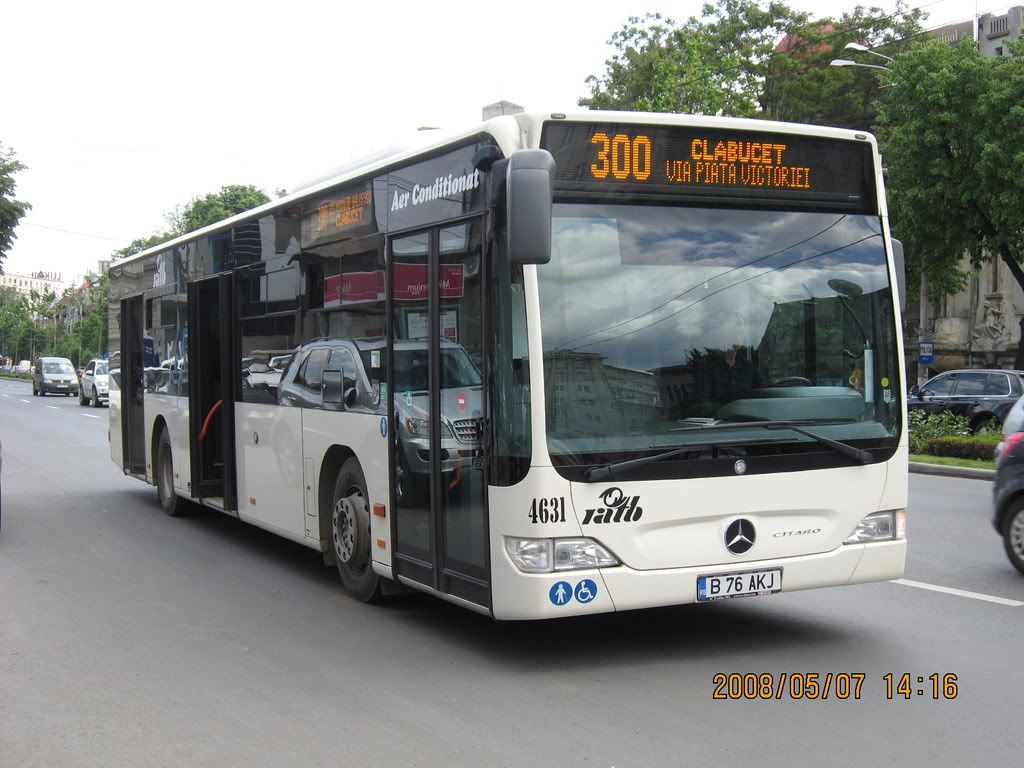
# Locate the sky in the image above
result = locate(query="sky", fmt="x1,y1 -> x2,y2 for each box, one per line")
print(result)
4,0 -> 976,287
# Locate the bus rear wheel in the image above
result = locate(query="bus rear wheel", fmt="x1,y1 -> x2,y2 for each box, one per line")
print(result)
331,458 -> 381,602
156,427 -> 184,517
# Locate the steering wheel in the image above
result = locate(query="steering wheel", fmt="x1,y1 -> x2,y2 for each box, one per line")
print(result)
768,376 -> 812,387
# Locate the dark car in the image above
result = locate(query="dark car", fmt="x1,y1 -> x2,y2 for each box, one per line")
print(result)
907,368 -> 1024,433
993,395 -> 1024,574
31,356 -> 79,397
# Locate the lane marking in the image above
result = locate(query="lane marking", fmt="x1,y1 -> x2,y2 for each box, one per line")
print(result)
19,399 -> 30,404
891,578 -> 1023,607
81,413 -> 100,419
46,405 -> 59,410
2,393 -> 8,397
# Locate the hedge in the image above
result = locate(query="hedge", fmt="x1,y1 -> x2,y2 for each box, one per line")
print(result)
925,434 -> 1001,460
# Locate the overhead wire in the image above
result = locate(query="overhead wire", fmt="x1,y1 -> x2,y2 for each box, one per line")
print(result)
22,222 -> 130,243
573,233 -> 883,351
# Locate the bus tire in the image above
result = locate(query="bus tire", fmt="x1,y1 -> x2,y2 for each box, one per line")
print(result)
156,427 -> 184,517
331,458 -> 381,603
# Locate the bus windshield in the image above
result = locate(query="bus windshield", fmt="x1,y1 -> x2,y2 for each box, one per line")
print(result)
538,203 -> 901,471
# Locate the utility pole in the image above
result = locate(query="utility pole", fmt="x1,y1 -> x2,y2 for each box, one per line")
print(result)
918,272 -> 929,386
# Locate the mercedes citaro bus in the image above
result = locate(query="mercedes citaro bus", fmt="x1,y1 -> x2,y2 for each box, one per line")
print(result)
107,111 -> 907,619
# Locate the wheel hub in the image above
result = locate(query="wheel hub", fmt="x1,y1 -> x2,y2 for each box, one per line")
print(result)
334,492 -> 367,565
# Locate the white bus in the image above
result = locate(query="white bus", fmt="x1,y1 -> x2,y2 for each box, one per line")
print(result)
107,111 -> 908,619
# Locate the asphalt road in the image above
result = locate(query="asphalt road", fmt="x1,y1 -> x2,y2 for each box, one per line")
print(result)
1,377 -> 1020,767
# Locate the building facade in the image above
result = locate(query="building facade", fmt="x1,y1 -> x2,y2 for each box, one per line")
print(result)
0,270 -> 66,298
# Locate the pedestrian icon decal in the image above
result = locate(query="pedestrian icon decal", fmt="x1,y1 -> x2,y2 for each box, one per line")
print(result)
574,579 -> 597,604
549,581 -> 573,606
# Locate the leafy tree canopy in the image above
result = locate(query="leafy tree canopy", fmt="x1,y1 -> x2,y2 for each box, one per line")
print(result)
877,39 -> 1024,300
0,142 -> 32,273
580,0 -> 924,128
169,184 -> 271,235
114,183 -> 271,260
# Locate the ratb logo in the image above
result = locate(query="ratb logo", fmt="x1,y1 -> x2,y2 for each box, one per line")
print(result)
582,486 -> 643,525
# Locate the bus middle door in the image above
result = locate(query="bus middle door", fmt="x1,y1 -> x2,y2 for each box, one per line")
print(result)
187,273 -> 238,512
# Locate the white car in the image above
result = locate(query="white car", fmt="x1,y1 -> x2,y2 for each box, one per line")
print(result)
79,358 -> 109,407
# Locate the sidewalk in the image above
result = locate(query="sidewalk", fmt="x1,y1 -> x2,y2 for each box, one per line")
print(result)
909,461 -> 995,481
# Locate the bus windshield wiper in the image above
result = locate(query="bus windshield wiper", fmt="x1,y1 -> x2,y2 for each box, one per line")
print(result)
671,419 -> 872,465
584,436 -> 790,482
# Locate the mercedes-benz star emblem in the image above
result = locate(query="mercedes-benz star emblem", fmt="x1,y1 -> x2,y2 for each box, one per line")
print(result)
725,519 -> 756,554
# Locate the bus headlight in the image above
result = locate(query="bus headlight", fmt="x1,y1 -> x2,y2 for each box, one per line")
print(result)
844,509 -> 906,544
504,536 -> 619,573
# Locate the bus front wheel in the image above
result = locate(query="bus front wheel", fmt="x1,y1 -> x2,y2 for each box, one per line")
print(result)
331,458 -> 382,602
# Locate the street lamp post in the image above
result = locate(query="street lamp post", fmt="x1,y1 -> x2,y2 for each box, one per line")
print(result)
829,44 -> 928,386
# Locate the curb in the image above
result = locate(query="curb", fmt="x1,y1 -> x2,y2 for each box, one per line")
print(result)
909,462 -> 995,481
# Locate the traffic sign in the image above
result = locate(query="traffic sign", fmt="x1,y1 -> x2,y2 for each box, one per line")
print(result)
918,342 -> 934,365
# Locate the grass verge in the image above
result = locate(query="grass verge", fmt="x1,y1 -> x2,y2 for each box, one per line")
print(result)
909,453 -> 996,470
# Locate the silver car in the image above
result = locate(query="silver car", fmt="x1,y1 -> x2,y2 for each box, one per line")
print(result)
276,338 -> 482,503
385,341 -> 483,502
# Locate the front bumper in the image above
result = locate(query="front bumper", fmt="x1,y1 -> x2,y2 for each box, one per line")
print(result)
42,382 -> 77,394
491,539 -> 907,620
400,436 -> 475,474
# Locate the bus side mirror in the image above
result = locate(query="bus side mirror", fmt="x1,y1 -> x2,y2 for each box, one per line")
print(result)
891,238 -> 906,315
322,369 -> 345,411
507,149 -> 555,265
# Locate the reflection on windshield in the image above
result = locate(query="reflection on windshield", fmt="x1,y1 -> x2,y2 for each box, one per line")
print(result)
393,348 -> 481,392
43,363 -> 75,375
538,204 -> 901,466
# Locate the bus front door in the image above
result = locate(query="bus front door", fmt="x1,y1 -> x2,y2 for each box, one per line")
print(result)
390,222 -> 490,610
187,274 -> 238,512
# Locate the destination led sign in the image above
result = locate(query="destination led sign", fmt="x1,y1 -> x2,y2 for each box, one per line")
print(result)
301,182 -> 375,249
541,122 -> 876,211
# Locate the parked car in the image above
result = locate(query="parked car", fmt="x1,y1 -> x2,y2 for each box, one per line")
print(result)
907,368 -> 1024,433
993,395 -> 1024,575
79,358 -> 109,407
15,360 -> 30,374
32,357 -> 79,397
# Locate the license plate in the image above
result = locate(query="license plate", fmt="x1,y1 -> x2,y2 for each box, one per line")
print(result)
697,568 -> 783,602
56,384 -> 67,389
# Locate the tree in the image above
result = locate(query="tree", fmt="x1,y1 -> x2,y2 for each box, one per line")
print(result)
114,184 -> 271,261
169,184 -> 271,235
581,4 -> 807,117
113,184 -> 270,262
580,1 -> 924,128
114,231 -> 177,260
0,143 -> 32,273
876,39 -> 1024,363
762,4 -> 925,129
